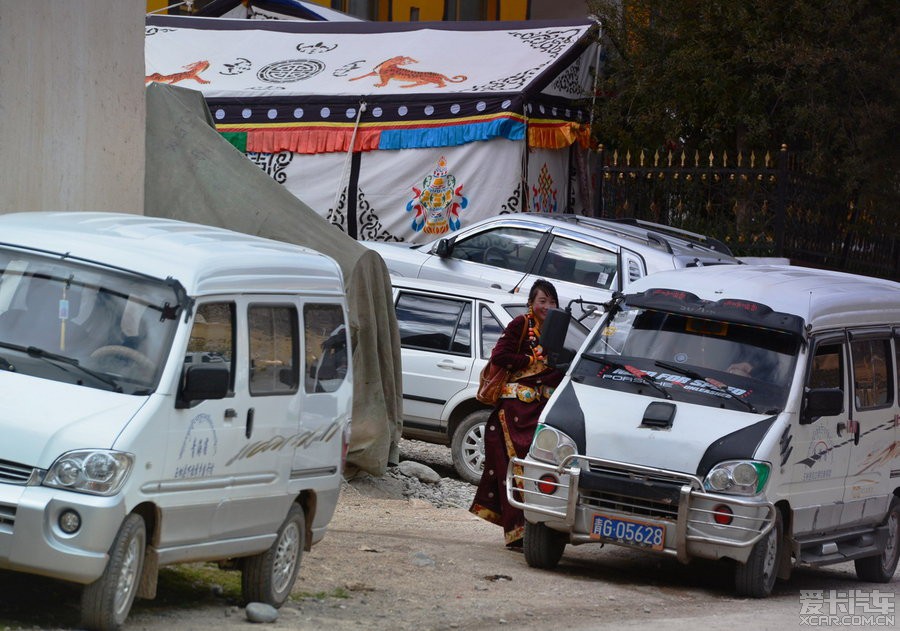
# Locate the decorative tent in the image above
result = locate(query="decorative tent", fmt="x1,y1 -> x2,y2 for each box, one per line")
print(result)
144,83 -> 403,477
145,15 -> 601,243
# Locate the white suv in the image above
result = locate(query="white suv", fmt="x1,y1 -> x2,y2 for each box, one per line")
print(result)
369,214 -> 738,322
391,277 -> 590,483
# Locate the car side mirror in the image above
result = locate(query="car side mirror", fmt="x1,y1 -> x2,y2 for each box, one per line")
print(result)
435,238 -> 453,258
540,308 -> 570,368
176,364 -> 229,408
801,387 -> 843,424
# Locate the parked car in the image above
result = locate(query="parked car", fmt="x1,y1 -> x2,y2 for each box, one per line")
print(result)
391,277 -> 590,483
509,264 -> 900,597
367,214 -> 738,323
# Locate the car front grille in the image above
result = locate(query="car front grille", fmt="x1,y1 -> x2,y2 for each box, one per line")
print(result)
0,459 -> 35,485
579,463 -> 699,521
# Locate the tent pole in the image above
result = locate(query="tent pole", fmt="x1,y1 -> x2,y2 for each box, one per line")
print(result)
333,100 -> 366,239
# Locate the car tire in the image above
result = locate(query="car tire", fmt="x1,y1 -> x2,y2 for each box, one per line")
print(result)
854,497 -> 900,582
734,509 -> 782,598
451,410 -> 489,485
81,513 -> 146,631
241,503 -> 305,607
523,520 -> 567,570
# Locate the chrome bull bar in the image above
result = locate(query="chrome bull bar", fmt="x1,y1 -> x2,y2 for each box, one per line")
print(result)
507,454 -> 776,563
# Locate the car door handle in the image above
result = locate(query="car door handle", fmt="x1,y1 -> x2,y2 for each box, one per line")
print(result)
436,360 -> 467,371
837,420 -> 860,444
245,407 -> 255,439
490,283 -> 502,289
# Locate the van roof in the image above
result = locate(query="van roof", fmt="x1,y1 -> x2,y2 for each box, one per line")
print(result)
0,212 -> 344,296
627,265 -> 900,332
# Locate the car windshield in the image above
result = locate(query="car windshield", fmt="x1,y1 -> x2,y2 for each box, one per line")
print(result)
576,305 -> 801,414
0,248 -> 181,394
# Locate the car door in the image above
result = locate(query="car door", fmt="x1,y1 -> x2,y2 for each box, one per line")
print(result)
416,226 -> 546,293
842,330 -> 898,527
396,290 -> 476,435
163,298 -> 300,547
530,233 -> 621,321
788,334 -> 853,535
162,300 -> 239,546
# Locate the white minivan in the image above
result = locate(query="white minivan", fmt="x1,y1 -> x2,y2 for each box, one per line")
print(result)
0,212 -> 352,629
509,265 -> 899,597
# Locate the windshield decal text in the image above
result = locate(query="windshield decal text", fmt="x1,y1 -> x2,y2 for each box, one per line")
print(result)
599,367 -> 750,399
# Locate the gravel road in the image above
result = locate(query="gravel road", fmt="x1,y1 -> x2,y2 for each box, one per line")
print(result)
0,439 -> 895,630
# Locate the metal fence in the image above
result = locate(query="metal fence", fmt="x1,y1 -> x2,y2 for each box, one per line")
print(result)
591,145 -> 899,280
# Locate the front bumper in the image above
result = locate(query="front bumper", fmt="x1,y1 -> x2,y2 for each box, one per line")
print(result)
0,482 -> 125,584
507,455 -> 775,564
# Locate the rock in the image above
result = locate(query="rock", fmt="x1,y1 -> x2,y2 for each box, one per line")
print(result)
410,551 -> 435,567
245,602 -> 279,623
398,460 -> 441,484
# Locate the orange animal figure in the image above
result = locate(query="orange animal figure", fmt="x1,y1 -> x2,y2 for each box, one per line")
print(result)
145,60 -> 211,85
350,56 -> 466,88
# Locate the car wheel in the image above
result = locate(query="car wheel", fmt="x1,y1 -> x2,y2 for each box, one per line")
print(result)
855,497 -> 900,582
451,410 -> 489,485
81,513 -> 146,631
524,521 -> 567,570
242,504 -> 305,607
734,509 -> 782,598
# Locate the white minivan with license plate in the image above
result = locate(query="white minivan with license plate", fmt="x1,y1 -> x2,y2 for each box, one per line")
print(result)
509,265 -> 900,597
0,212 -> 352,629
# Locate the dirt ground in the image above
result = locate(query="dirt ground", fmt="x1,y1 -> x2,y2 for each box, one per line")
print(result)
2,468 -> 894,631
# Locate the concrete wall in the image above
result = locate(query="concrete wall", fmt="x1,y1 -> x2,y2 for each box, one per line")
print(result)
0,0 -> 146,214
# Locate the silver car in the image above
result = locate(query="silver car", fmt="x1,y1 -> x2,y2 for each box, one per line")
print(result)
370,214 -> 738,323
391,277 -> 590,483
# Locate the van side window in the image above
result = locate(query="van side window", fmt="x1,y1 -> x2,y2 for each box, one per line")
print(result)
248,305 -> 298,395
809,343 -> 843,390
304,303 -> 348,394
396,292 -> 471,355
851,338 -> 893,409
186,303 -> 235,392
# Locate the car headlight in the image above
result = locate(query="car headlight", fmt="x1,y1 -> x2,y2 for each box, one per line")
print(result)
530,424 -> 578,466
704,460 -> 770,496
44,450 -> 134,496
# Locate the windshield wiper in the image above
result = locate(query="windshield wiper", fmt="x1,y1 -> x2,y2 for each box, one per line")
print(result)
654,360 -> 757,413
7,343 -> 123,392
583,352 -> 672,400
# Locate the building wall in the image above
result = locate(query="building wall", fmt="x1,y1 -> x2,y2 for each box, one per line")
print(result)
0,0 -> 146,214
529,0 -> 589,19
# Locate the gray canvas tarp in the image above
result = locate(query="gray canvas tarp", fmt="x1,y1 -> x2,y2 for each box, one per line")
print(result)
144,82 -> 402,475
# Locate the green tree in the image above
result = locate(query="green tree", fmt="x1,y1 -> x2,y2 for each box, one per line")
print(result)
590,0 -> 899,217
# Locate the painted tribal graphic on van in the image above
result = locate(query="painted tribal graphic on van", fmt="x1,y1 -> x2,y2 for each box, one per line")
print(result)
853,414 -> 900,475
175,413 -> 218,479
795,413 -> 900,473
226,421 -> 341,466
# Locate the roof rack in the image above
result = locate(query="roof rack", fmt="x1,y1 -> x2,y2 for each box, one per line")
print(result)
526,212 -> 734,258
601,218 -> 734,256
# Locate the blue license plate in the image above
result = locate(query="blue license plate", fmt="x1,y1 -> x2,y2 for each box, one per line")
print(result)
591,514 -> 665,551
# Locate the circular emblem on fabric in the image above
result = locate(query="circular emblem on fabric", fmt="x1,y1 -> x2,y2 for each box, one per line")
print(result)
257,59 -> 325,83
